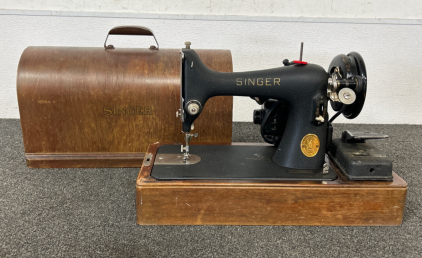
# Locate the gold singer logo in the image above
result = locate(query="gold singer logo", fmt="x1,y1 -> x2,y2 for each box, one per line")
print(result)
236,78 -> 281,86
103,106 -> 153,116
301,134 -> 320,157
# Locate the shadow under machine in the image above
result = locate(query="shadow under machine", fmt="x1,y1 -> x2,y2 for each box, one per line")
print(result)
137,42 -> 407,226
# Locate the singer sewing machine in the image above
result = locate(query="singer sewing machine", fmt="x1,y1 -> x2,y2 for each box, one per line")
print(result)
148,43 -> 391,181
136,43 -> 407,226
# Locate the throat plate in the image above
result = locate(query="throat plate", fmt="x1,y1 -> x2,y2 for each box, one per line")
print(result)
155,153 -> 201,165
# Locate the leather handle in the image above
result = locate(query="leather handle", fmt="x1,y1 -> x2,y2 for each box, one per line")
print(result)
104,26 -> 159,50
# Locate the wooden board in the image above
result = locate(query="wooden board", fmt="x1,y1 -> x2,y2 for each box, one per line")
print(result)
17,47 -> 233,168
136,143 -> 407,226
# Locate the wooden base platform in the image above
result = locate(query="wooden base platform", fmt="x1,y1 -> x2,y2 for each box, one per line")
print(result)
136,143 -> 407,226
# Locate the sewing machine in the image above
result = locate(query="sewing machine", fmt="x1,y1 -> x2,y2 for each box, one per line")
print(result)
136,42 -> 406,226
147,43 -> 392,181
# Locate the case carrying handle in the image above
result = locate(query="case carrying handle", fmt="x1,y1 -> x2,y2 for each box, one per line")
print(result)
104,26 -> 159,50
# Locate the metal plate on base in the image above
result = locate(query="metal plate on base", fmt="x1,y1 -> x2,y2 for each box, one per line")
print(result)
155,153 -> 201,165
150,145 -> 337,181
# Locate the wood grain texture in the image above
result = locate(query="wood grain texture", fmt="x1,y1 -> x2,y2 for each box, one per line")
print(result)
25,153 -> 144,168
17,47 -> 233,167
136,143 -> 407,226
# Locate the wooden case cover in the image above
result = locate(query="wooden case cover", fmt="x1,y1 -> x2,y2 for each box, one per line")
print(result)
17,47 -> 233,168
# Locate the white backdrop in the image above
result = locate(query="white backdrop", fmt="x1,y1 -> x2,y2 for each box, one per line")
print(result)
1,1 -> 421,124
2,0 -> 422,19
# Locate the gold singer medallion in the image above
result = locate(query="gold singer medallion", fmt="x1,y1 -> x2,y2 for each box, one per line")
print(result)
301,134 -> 320,157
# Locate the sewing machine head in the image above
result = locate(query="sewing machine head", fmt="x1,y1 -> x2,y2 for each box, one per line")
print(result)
178,43 -> 367,173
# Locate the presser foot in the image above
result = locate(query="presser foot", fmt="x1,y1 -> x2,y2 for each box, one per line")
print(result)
181,132 -> 198,162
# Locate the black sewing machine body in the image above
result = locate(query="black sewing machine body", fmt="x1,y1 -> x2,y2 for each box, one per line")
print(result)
181,49 -> 329,172
149,45 -> 392,181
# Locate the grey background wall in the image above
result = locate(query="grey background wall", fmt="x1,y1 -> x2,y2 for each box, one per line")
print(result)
1,1 -> 421,124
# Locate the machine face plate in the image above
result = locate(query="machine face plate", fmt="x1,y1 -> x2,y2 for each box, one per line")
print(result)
150,145 -> 337,181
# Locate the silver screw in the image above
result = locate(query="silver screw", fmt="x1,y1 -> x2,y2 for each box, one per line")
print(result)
343,92 -> 351,100
185,41 -> 191,49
